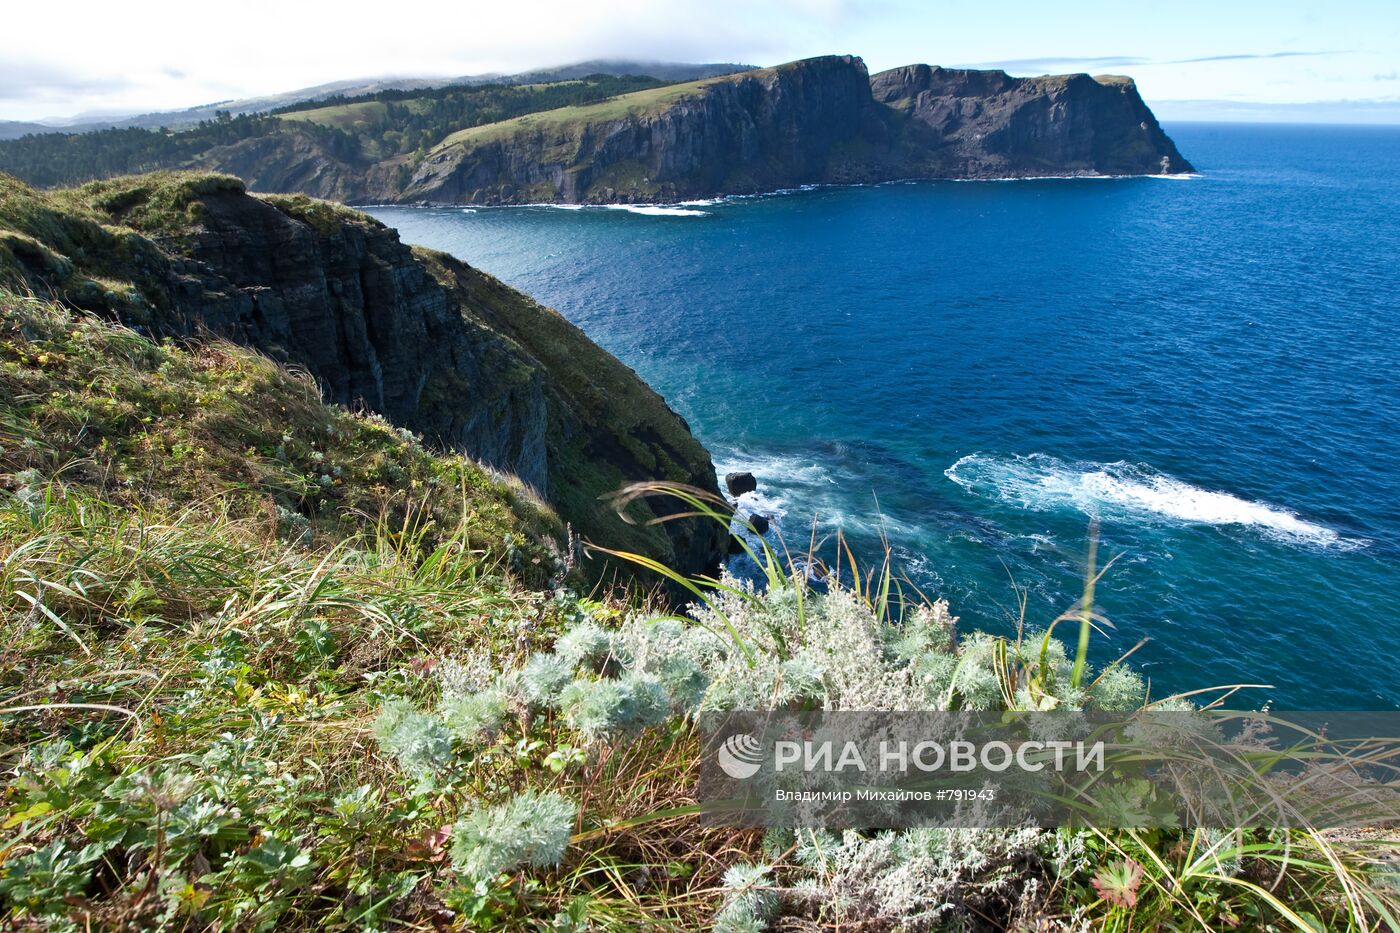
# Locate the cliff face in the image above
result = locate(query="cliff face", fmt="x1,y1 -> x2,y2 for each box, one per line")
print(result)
194,133 -> 408,205
0,56 -> 1193,207
395,55 -> 1192,204
871,65 -> 1193,177
402,56 -> 883,204
193,133 -> 366,204
0,172 -> 727,580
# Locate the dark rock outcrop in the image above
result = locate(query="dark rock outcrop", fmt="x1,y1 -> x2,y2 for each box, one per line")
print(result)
0,172 -> 728,581
871,65 -> 1193,177
725,471 -> 758,497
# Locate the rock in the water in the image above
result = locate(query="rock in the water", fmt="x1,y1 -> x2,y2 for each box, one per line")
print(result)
749,514 -> 770,535
726,472 -> 758,497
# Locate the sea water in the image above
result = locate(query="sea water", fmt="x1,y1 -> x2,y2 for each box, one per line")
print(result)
368,123 -> 1400,708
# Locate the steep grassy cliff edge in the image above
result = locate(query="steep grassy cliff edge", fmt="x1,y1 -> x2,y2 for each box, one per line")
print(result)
0,171 -> 727,580
401,55 -> 1194,204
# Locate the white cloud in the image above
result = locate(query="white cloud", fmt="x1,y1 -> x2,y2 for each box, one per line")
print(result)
3,0 -> 1397,122
2,0 -> 859,119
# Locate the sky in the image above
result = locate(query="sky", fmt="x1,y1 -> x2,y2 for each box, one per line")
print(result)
3,0 -> 1398,124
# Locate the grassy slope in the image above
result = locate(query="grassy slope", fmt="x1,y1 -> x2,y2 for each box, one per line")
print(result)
0,172 -> 251,329
278,101 -> 391,130
0,290 -> 560,574
0,171 -> 723,585
0,293 -> 588,929
431,64 -> 785,152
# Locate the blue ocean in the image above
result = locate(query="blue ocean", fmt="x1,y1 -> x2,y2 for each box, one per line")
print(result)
368,123 -> 1400,709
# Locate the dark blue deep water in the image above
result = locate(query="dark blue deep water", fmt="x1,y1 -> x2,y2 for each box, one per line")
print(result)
369,123 -> 1400,709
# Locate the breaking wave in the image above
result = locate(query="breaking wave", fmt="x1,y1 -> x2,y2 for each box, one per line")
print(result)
519,202 -> 709,216
944,453 -> 1361,549
604,204 -> 709,217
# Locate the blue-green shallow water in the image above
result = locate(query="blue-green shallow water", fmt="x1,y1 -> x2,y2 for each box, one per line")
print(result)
368,123 -> 1400,709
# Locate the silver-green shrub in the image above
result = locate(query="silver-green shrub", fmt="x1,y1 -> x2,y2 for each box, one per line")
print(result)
520,652 -> 573,708
372,570 -> 1150,928
372,699 -> 453,784
554,620 -> 627,675
449,790 -> 577,882
714,862 -> 779,933
438,688 -> 509,744
558,672 -> 670,740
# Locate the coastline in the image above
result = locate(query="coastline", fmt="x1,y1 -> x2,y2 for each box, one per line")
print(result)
352,171 -> 1205,212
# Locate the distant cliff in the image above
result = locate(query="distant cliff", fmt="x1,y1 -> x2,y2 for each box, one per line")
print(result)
400,56 -> 884,203
395,55 -> 1193,204
0,171 -> 728,580
0,56 -> 1192,204
871,65 -> 1191,178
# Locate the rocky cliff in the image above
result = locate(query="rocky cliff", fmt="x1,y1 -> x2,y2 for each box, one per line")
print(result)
400,55 -> 886,204
871,65 -> 1192,177
0,55 -> 1193,205
0,171 -> 727,580
396,55 -> 1193,204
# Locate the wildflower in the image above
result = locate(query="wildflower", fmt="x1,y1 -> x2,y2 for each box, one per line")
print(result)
1091,858 -> 1144,909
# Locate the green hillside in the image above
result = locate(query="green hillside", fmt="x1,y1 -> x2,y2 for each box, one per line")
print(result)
0,75 -> 675,189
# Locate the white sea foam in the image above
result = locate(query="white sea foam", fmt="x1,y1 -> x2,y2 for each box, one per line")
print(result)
712,447 -> 929,542
944,453 -> 1361,549
604,204 -> 709,217
377,173 -> 1201,217
712,449 -> 840,491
